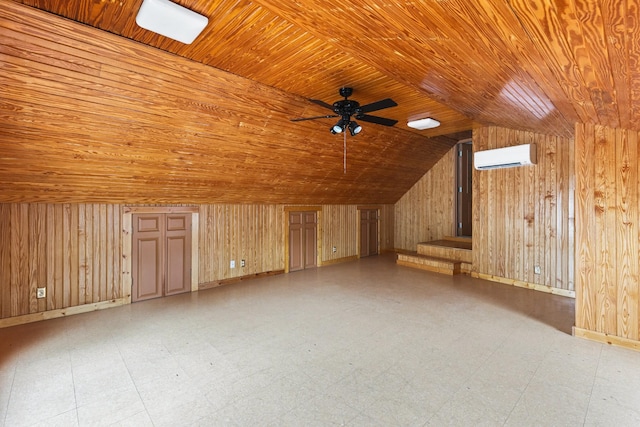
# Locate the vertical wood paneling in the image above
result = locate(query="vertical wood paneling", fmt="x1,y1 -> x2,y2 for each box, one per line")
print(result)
10,205 -> 28,316
2,201 -> 388,321
576,123 -> 595,330
616,128 -> 638,339
198,204 -> 285,283
472,127 -> 488,273
0,203 -> 123,320
576,124 -> 640,344
523,130 -> 536,283
0,204 -> 11,318
395,144 -> 456,249
472,126 -> 574,293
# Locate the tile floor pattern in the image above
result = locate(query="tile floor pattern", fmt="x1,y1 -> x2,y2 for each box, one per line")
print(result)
1,254 -> 639,426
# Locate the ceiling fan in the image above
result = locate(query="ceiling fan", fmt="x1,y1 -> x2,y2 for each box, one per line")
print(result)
291,87 -> 398,136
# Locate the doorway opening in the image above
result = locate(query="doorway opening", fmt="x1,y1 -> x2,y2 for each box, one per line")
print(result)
359,208 -> 379,257
456,139 -> 473,237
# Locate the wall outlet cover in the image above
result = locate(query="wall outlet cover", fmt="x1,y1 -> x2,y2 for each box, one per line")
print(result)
230,260 -> 235,268
37,287 -> 46,298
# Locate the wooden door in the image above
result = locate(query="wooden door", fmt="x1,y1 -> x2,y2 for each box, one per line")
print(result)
289,212 -> 304,272
289,211 -> 317,272
456,141 -> 473,237
360,209 -> 378,257
132,213 -> 191,302
303,212 -> 317,269
164,214 -> 192,296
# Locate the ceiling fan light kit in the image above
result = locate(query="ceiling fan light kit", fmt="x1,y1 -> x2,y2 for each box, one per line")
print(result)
291,87 -> 398,173
291,87 -> 398,136
407,117 -> 441,130
348,121 -> 362,136
136,0 -> 208,44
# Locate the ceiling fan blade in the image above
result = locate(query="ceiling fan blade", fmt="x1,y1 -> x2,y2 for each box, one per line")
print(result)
309,99 -> 335,111
358,98 -> 397,114
290,114 -> 338,122
357,114 -> 398,127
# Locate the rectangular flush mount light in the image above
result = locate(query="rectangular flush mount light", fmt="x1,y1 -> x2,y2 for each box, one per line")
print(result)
407,117 -> 441,130
136,0 -> 208,44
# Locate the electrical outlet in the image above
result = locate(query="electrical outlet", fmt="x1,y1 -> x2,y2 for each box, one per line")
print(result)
241,259 -> 245,267
37,287 -> 46,298
534,265 -> 541,275
230,260 -> 235,269
332,246 -> 337,253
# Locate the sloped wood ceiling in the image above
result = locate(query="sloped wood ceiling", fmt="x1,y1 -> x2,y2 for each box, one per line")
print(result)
2,0 -> 638,204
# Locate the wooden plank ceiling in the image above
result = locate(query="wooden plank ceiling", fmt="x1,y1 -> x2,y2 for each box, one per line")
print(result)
1,0 -> 638,204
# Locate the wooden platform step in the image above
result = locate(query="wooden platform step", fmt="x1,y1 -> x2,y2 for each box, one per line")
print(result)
397,253 -> 466,276
417,237 -> 472,264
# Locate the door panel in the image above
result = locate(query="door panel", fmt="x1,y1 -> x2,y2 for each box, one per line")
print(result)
132,212 -> 191,302
289,211 -> 317,271
165,214 -> 191,296
132,214 -> 164,302
165,236 -> 187,295
304,213 -> 317,269
289,212 -> 304,272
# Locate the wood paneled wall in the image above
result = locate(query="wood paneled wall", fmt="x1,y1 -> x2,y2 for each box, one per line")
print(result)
199,204 -> 285,283
320,205 -> 394,261
575,124 -> 640,345
0,203 -> 123,319
0,2 -> 454,206
1,202 -> 390,322
394,144 -> 456,250
472,127 -> 575,295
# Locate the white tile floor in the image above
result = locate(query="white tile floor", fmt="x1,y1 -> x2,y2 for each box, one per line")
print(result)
1,253 -> 639,426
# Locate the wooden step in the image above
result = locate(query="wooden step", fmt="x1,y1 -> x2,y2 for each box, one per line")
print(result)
397,253 -> 462,276
417,238 -> 472,263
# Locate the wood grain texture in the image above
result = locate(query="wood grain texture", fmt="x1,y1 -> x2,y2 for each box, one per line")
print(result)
1,201 -> 391,321
472,127 -> 574,293
394,144 -> 457,250
0,203 -> 123,319
575,124 -> 640,343
0,2 -> 461,205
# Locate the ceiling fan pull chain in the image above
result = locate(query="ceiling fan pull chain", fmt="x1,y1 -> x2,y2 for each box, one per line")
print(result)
344,131 -> 347,174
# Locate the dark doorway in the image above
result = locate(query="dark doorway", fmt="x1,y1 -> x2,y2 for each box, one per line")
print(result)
456,140 -> 473,237
359,209 -> 379,257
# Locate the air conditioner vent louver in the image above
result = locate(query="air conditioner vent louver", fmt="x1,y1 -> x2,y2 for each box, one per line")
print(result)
474,144 -> 536,170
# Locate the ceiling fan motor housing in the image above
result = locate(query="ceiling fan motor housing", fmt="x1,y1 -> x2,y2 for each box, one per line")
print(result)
333,100 -> 360,117
339,87 -> 353,98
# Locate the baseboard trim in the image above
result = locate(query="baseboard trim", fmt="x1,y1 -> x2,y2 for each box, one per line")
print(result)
199,270 -> 285,290
573,327 -> 640,352
471,272 -> 576,298
321,255 -> 358,266
0,298 -> 127,329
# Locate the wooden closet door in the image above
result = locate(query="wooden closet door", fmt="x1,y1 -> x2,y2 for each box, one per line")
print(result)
132,213 -> 191,302
165,214 -> 192,296
289,211 -> 317,272
132,214 -> 164,302
289,212 -> 304,272
303,212 -> 317,269
360,209 -> 378,257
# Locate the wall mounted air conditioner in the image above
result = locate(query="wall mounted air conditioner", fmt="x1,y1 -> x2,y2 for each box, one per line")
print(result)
474,143 -> 537,170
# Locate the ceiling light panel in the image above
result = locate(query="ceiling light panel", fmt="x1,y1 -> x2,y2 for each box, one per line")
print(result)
136,0 -> 208,44
407,117 -> 441,130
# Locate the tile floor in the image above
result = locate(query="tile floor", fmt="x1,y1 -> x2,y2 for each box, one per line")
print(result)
0,254 -> 639,426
